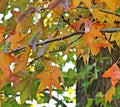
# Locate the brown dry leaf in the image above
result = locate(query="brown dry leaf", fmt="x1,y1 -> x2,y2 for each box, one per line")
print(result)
35,65 -> 64,97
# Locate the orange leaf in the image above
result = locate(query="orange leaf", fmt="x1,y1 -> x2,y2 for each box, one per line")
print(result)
105,86 -> 116,103
90,38 -> 112,55
102,63 -> 120,87
70,0 -> 80,8
0,74 -> 9,88
0,26 -> 5,42
0,52 -> 18,78
6,32 -> 24,49
83,26 -> 104,46
35,65 -> 64,97
13,46 -> 30,73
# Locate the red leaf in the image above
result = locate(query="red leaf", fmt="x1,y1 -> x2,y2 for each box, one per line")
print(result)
71,20 -> 83,31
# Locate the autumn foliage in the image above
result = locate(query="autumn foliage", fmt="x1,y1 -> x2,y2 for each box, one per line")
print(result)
0,0 -> 120,106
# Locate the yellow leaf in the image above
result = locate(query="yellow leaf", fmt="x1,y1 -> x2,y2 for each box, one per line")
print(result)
100,0 -> 120,12
106,32 -> 120,47
80,0 -> 92,8
70,0 -> 80,8
105,87 -> 116,103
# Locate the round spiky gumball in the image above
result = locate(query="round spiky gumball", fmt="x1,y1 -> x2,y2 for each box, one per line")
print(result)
34,61 -> 44,73
57,41 -> 67,51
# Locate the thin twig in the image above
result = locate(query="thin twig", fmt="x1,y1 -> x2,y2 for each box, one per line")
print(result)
27,55 -> 42,67
116,56 -> 120,64
100,9 -> 120,17
49,34 -> 83,53
67,34 -> 83,46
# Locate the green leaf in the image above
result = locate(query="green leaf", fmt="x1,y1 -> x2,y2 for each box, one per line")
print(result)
64,96 -> 72,103
113,86 -> 120,100
95,92 -> 104,105
2,100 -> 20,107
2,83 -> 14,97
115,7 -> 120,13
2,102 -> 12,107
30,79 -> 40,100
76,65 -> 91,80
40,95 -> 50,103
20,80 -> 31,104
14,80 -> 27,93
86,98 -> 93,107
9,0 -> 29,11
63,69 -> 76,87
67,51 -> 75,63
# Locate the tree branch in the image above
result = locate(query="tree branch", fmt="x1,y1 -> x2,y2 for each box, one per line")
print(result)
99,9 -> 120,17
42,91 -> 67,107
8,28 -> 120,54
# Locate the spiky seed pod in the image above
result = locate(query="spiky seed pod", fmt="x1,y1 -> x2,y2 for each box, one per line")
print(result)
57,41 -> 67,51
34,61 -> 44,73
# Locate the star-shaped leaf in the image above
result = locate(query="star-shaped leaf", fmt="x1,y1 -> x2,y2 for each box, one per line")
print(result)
102,63 -> 120,87
35,65 -> 64,97
105,86 -> 116,103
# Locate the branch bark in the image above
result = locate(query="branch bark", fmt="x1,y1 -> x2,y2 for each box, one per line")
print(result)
8,28 -> 120,54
